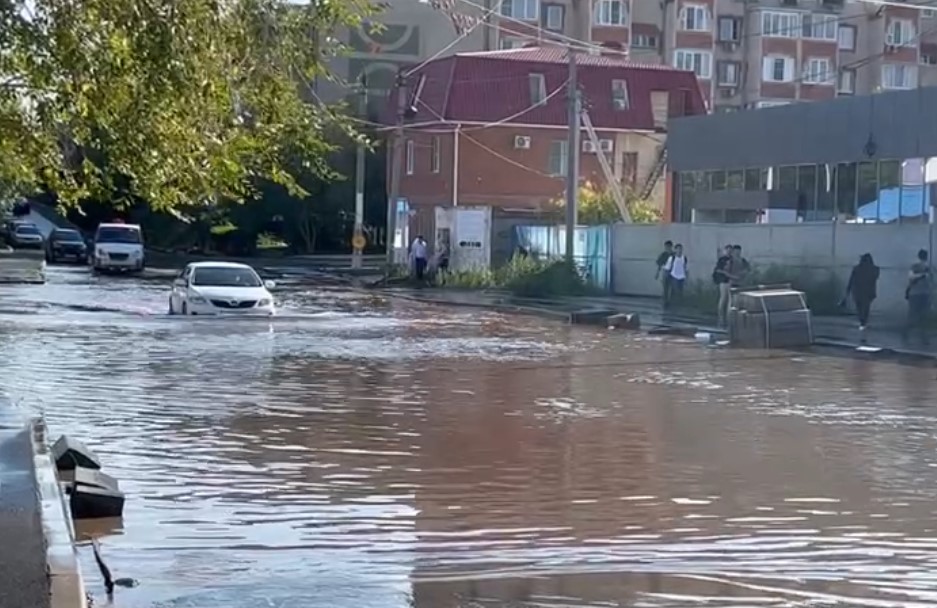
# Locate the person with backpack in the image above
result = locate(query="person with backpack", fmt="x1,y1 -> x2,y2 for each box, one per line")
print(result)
713,244 -> 733,326
662,244 -> 688,309
903,248 -> 932,345
654,240 -> 674,306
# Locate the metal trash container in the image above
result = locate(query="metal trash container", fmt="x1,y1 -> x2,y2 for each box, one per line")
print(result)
729,283 -> 813,348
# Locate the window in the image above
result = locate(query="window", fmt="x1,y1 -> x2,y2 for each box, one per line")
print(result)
595,0 -> 627,26
681,4 -> 709,31
674,49 -> 713,78
633,34 -> 658,48
762,55 -> 794,82
718,16 -> 741,42
548,140 -> 568,176
882,63 -> 917,89
405,140 -> 414,175
925,9 -> 936,18
544,4 -> 564,30
529,73 -> 546,105
430,136 -> 440,173
886,19 -> 914,47
922,49 -> 937,65
500,37 -> 526,50
501,0 -> 539,20
838,24 -> 856,51
717,61 -> 741,86
838,68 -> 856,94
761,11 -> 800,38
802,13 -> 837,40
803,57 -> 834,85
611,79 -> 629,109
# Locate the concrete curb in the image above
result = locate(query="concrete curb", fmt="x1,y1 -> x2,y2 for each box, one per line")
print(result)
30,419 -> 87,608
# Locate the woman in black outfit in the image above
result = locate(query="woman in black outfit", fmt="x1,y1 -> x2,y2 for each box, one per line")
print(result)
843,253 -> 880,337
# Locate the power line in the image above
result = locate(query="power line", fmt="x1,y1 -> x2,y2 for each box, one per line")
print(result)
403,0 -> 505,76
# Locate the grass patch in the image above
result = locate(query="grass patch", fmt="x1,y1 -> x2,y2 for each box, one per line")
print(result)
440,256 -> 592,297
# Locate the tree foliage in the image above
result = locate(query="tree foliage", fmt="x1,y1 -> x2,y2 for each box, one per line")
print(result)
0,0 -> 377,210
553,181 -> 662,224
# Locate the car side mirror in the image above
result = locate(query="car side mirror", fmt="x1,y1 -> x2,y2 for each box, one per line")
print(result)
264,280 -> 276,290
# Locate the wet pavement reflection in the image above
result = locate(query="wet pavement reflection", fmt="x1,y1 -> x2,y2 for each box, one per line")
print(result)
3,267 -> 937,607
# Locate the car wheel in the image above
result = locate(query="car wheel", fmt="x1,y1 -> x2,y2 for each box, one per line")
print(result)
168,297 -> 176,315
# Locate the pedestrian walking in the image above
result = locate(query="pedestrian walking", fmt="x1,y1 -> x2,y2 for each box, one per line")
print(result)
903,248 -> 932,345
662,244 -> 688,308
410,235 -> 428,281
842,253 -> 879,341
655,240 -> 674,307
713,244 -> 733,326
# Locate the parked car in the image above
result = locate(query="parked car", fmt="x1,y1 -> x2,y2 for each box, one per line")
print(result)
92,223 -> 144,273
46,228 -> 89,264
9,223 -> 44,249
169,262 -> 276,316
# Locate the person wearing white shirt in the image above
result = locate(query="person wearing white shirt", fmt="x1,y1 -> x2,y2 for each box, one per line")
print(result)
662,243 -> 688,308
410,235 -> 428,281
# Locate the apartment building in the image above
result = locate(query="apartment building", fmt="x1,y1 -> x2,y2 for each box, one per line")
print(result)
326,0 -> 937,112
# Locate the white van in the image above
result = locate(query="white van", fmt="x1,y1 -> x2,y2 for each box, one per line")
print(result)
93,223 -> 145,273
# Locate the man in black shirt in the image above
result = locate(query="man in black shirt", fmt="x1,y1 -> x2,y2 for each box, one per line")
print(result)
713,244 -> 733,326
655,240 -> 674,307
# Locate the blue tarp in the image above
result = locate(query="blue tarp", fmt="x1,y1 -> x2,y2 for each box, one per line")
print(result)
512,225 -> 610,289
857,186 -> 931,222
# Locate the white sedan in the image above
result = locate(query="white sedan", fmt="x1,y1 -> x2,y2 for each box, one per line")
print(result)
169,262 -> 276,316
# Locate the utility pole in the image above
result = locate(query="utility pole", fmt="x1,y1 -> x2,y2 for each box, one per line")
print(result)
352,74 -> 367,269
385,71 -> 408,273
564,49 -> 580,264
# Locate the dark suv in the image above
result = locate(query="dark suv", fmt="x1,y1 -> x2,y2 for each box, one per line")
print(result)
46,228 -> 88,264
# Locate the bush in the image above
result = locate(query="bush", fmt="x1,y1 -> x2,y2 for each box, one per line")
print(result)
439,256 -> 590,297
681,263 -> 843,316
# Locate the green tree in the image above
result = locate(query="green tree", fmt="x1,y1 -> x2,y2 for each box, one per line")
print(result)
553,181 -> 662,224
0,0 -> 377,211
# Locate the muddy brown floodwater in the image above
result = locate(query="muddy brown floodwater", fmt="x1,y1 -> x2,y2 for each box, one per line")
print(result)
2,267 -> 937,607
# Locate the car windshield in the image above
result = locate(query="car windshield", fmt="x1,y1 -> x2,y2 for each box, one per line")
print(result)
15,225 -> 40,235
53,230 -> 83,242
96,227 -> 141,244
191,267 -> 262,288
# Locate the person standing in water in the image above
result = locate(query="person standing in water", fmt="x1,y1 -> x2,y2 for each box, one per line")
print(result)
842,253 -> 879,340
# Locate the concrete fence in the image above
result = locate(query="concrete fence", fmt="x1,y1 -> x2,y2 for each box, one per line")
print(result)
611,223 -> 936,316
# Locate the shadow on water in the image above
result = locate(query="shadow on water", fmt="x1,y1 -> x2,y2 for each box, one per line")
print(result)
3,268 -> 937,607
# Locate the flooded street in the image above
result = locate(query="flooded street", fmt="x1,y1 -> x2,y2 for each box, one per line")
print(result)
3,267 -> 937,607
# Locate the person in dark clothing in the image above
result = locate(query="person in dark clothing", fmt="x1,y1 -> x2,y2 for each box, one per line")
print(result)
655,240 -> 674,307
842,253 -> 880,339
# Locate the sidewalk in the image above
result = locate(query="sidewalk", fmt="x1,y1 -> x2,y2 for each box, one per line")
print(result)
0,410 -> 50,608
381,287 -> 937,360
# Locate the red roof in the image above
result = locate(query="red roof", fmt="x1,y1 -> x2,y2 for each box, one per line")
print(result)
388,47 -> 706,131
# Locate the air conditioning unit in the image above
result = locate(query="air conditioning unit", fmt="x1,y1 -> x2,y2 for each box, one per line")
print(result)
720,87 -> 737,98
599,139 -> 613,152
513,135 -> 531,149
582,140 -> 597,153
722,41 -> 739,51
